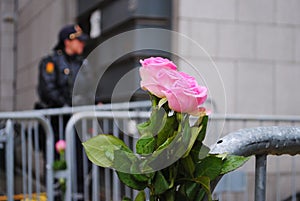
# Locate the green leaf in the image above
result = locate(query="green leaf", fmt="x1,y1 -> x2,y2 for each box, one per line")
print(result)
181,155 -> 195,177
53,160 -> 67,170
153,171 -> 170,195
184,115 -> 209,162
194,188 -> 206,201
193,176 -> 212,201
137,106 -> 167,137
195,155 -> 223,180
134,191 -> 146,201
145,134 -> 182,170
220,155 -> 250,174
82,134 -> 132,168
198,144 -> 210,160
122,197 -> 132,201
132,173 -> 153,182
113,149 -> 139,173
176,185 -> 188,201
156,115 -> 177,147
159,189 -> 176,201
155,135 -> 176,153
136,136 -> 156,154
184,182 -> 199,200
117,171 -> 148,190
182,126 -> 201,158
194,115 -> 208,142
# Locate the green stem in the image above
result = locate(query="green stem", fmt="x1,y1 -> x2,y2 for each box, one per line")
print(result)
150,93 -> 159,108
60,151 -> 65,161
149,185 -> 158,201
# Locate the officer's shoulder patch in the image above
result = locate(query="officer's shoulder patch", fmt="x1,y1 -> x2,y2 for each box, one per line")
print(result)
45,62 -> 54,73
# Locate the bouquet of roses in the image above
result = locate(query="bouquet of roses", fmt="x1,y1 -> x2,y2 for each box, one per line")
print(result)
83,57 -> 248,201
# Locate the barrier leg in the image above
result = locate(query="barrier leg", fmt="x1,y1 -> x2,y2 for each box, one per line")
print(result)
255,155 -> 267,201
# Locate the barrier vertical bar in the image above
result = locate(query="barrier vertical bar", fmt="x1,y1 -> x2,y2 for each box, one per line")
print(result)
27,124 -> 33,200
82,119 -> 89,201
103,119 -> 111,201
59,115 -> 64,140
255,155 -> 267,201
43,117 -> 54,201
5,120 -> 14,201
113,120 -> 120,201
92,119 -> 99,201
291,158 -> 296,201
66,126 -> 75,201
21,122 -> 27,198
34,122 -> 41,197
276,158 -> 280,201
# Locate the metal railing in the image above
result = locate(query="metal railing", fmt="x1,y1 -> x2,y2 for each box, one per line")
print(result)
210,126 -> 300,201
63,109 -> 300,201
0,101 -> 150,201
0,113 -> 54,201
0,120 -> 13,201
64,111 -> 150,201
1,101 -> 300,201
208,114 -> 300,201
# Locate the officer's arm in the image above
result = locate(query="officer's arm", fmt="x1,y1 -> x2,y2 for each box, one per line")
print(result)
38,58 -> 65,106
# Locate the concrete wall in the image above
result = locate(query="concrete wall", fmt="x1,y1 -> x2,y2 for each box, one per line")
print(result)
175,0 -> 300,116
2,0 -> 299,114
6,0 -> 77,110
174,1 -> 300,200
0,0 -> 15,111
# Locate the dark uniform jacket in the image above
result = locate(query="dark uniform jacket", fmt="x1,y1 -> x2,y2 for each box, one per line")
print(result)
37,50 -> 84,108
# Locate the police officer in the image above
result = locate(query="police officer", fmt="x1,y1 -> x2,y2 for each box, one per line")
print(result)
37,24 -> 89,200
37,24 -> 89,108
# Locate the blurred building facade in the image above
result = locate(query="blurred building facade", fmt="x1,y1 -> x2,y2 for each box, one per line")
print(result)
0,0 -> 299,115
0,0 -> 77,111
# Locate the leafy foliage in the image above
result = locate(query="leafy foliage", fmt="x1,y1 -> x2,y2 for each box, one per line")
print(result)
83,94 -> 249,201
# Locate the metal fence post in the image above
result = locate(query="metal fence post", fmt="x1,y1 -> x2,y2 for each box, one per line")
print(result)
255,155 -> 267,201
5,120 -> 14,201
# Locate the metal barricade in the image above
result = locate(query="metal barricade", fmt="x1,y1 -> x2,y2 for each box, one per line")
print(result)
0,120 -> 14,201
0,101 -> 150,201
211,126 -> 300,201
63,110 -> 300,201
209,114 -> 300,201
0,113 -> 54,201
2,101 -> 300,201
64,110 -> 150,201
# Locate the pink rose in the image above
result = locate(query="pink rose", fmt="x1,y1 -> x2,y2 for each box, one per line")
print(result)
139,57 -> 207,115
55,140 -> 66,153
139,57 -> 178,97
140,68 -> 181,97
163,75 -> 207,115
140,57 -> 177,70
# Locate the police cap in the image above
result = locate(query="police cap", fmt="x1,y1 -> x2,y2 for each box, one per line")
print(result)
54,24 -> 89,50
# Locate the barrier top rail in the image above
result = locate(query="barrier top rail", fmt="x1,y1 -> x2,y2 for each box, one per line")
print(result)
1,99 -> 300,122
210,113 -> 300,122
210,126 -> 300,201
0,101 -> 151,116
210,126 -> 300,156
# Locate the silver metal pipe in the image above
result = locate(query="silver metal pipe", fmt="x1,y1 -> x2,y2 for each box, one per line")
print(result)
255,155 -> 267,201
210,126 -> 300,201
5,120 -> 14,201
210,126 -> 300,156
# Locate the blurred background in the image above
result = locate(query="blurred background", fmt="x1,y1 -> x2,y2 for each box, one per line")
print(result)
1,0 -> 299,115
